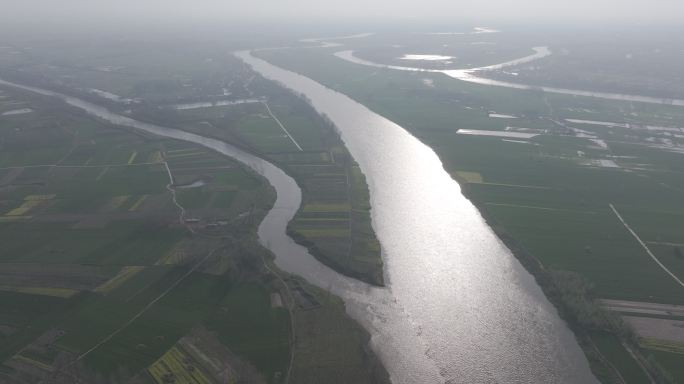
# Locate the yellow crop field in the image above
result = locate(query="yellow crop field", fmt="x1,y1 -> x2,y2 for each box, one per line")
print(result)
12,355 -> 54,372
296,228 -> 350,238
0,285 -> 78,298
6,200 -> 42,216
106,195 -> 130,210
148,346 -> 212,384
166,150 -> 206,159
127,151 -> 138,164
302,203 -> 350,212
24,194 -> 56,201
640,338 -> 684,354
156,244 -> 185,265
94,266 -> 145,294
0,216 -> 31,222
313,173 -> 346,177
455,171 -> 484,183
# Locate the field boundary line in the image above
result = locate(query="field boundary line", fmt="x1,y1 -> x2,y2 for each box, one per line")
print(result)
262,101 -> 303,151
621,341 -> 656,384
71,247 -> 220,364
609,203 -> 684,288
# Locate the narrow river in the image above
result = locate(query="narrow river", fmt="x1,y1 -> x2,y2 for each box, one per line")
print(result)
1,68 -> 597,382
334,48 -> 684,106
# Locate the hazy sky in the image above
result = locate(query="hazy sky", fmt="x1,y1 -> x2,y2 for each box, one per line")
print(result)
3,0 -> 684,27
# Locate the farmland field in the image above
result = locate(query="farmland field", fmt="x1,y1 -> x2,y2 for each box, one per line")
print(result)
0,75 -> 386,383
117,69 -> 384,285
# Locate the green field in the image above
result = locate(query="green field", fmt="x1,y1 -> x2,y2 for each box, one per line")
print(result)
205,282 -> 290,380
590,332 -> 651,384
0,88 -> 279,382
126,73 -> 385,285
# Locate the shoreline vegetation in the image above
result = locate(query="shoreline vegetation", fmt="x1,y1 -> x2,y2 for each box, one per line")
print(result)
458,179 -> 675,383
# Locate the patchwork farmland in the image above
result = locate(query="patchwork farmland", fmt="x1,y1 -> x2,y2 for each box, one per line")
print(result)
0,80 -> 384,384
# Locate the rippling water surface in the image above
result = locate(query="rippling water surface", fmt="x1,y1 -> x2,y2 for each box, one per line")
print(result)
235,52 -> 598,383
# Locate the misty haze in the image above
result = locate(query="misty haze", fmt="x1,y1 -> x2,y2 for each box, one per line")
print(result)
0,1 -> 683,383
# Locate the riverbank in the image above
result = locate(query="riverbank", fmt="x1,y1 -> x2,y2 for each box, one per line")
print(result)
122,76 -> 385,286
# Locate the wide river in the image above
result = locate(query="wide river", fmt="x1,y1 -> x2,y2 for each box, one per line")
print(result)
1,61 -> 597,382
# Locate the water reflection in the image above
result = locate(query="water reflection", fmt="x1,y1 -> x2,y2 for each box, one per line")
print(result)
237,52 -> 598,383
1,56 -> 598,381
